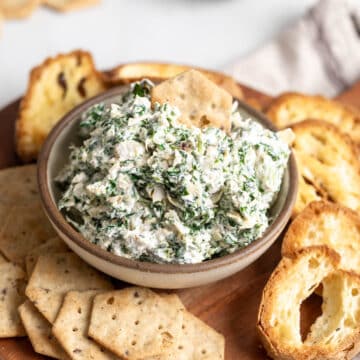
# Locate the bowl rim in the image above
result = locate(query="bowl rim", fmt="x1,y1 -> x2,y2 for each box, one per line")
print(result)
38,85 -> 298,274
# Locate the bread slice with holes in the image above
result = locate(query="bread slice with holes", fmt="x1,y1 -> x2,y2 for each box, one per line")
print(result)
290,120 -> 360,215
266,93 -> 360,144
102,62 -> 244,100
258,246 -> 360,360
282,201 -> 360,275
16,50 -> 105,162
304,270 -> 360,360
258,246 -> 340,359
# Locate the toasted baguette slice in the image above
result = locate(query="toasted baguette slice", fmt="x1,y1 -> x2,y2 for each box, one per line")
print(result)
290,120 -> 360,215
266,92 -> 360,144
16,50 -> 105,162
257,246 -> 360,360
0,0 -> 39,19
102,62 -> 244,100
258,246 -> 340,360
282,201 -> 360,274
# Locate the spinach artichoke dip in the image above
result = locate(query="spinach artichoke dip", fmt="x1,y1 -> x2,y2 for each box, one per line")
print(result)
57,80 -> 290,264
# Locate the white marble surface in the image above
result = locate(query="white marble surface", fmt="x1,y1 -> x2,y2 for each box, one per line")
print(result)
0,0 -> 317,108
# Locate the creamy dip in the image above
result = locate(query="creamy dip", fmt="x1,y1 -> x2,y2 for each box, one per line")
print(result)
57,80 -> 290,264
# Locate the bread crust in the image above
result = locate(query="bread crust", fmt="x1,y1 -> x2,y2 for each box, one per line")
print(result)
16,50 -> 105,162
266,92 -> 360,144
290,120 -> 360,215
101,62 -> 244,100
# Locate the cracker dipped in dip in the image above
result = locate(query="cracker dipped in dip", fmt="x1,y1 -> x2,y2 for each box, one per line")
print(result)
57,71 -> 291,264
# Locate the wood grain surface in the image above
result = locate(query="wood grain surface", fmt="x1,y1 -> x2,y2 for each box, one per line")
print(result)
0,82 -> 358,360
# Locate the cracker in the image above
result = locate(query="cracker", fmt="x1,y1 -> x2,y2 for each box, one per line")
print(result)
0,204 -> 55,264
43,0 -> 100,12
16,50 -> 105,162
18,300 -> 69,359
0,165 -> 39,206
0,262 -> 26,337
53,290 -> 117,360
25,252 -> 113,323
102,63 -> 244,99
88,287 -> 184,359
0,203 -> 56,266
151,70 -> 232,132
290,120 -> 360,215
149,309 -> 225,360
26,236 -> 70,276
266,92 -> 360,144
0,0 -> 39,19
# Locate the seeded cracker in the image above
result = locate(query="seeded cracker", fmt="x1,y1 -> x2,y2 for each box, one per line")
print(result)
88,288 -> 184,359
25,252 -> 113,323
18,300 -> 69,359
151,70 -> 232,132
0,262 -> 26,337
26,236 -> 70,276
0,203 -> 56,266
53,290 -> 118,360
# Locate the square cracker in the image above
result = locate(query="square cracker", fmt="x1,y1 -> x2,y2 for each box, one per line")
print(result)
18,300 -> 69,360
53,290 -> 118,360
151,70 -> 232,132
26,236 -> 70,276
88,287 -> 184,360
0,262 -> 26,337
0,203 -> 56,266
25,252 -> 113,323
0,165 -> 39,206
151,310 -> 225,360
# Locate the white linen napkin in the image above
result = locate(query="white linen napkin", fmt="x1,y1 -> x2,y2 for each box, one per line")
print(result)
226,0 -> 360,97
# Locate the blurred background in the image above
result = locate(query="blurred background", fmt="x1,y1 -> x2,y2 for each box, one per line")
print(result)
0,0 -> 359,107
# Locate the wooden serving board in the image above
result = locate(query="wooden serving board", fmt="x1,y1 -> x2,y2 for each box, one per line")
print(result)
0,82 -> 358,360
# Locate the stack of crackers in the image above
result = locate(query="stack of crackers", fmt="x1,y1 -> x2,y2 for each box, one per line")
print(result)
0,164 -> 225,359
